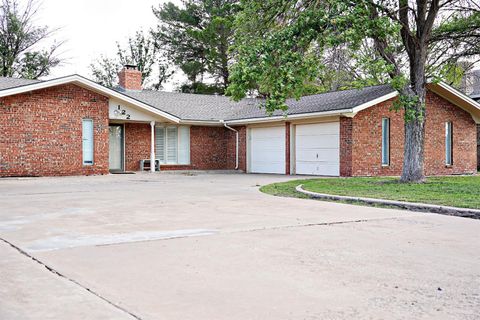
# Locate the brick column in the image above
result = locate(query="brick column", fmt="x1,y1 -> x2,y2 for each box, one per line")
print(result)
340,117 -> 353,177
285,122 -> 291,175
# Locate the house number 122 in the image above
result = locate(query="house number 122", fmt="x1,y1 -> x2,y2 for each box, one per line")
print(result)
115,105 -> 131,120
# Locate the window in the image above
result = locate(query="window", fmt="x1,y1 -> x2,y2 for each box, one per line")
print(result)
155,126 -> 165,163
82,119 -> 94,165
155,125 -> 190,165
381,118 -> 390,166
445,121 -> 453,165
166,127 -> 178,164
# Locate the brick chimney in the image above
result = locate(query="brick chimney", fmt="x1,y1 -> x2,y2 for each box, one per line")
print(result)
118,64 -> 142,91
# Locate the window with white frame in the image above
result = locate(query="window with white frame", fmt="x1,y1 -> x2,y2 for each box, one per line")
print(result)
155,125 -> 190,165
381,118 -> 390,166
445,121 -> 453,165
82,119 -> 94,165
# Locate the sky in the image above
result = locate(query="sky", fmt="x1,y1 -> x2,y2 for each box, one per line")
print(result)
35,0 -> 182,90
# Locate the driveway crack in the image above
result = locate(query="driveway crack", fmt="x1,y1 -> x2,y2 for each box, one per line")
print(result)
0,237 -> 143,320
226,216 -> 402,234
87,217 -> 410,249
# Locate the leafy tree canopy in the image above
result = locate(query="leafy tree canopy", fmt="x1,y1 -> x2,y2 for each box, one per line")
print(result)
152,0 -> 240,93
0,0 -> 63,79
90,31 -> 172,90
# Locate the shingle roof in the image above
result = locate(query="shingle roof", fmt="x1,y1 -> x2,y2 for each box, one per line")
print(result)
0,77 -> 41,90
122,84 -> 395,121
0,75 -> 396,121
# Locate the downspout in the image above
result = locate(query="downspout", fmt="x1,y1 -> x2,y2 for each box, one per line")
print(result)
221,120 -> 239,170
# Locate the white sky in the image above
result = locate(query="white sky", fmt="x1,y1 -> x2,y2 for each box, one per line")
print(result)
35,0 -> 182,90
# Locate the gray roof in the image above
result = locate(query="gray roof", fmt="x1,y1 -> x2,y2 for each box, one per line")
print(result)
0,77 -> 41,90
0,75 -> 395,121
122,84 -> 395,121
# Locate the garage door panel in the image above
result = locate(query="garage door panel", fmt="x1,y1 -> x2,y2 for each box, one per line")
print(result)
251,139 -> 285,149
296,122 -> 339,134
250,161 -> 285,174
251,127 -> 283,137
295,122 -> 340,176
296,163 -> 339,176
252,150 -> 285,159
296,149 -> 339,162
296,134 -> 340,149
250,127 -> 285,174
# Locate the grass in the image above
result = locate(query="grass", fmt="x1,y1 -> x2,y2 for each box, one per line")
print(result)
260,176 -> 480,209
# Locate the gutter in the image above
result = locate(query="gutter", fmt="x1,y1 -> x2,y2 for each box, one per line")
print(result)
225,108 -> 357,125
221,120 -> 239,170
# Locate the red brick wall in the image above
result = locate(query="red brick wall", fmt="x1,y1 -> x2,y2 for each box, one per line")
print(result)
349,98 -> 404,176
189,126 -> 227,169
124,123 -> 150,171
424,92 -> 477,175
0,84 -> 109,177
226,126 -> 247,171
344,91 -> 477,176
237,126 -> 247,172
124,124 -> 246,171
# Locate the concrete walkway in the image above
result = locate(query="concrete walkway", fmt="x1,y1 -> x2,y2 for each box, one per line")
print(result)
0,173 -> 479,319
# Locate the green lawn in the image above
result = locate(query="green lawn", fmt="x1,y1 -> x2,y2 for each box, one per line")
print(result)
260,176 -> 480,209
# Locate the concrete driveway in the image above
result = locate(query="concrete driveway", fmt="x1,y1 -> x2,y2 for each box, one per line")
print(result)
0,172 -> 479,320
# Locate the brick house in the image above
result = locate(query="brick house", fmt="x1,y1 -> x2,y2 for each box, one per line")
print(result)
1,65 -> 479,177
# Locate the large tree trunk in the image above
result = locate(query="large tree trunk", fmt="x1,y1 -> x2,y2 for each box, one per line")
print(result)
395,0 -> 440,183
401,110 -> 425,182
400,55 -> 427,183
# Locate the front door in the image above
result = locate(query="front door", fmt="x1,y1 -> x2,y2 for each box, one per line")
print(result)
109,124 -> 124,171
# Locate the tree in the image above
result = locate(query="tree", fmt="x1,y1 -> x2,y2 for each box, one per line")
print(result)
90,31 -> 172,90
227,0 -> 480,182
0,0 -> 63,79
152,0 -> 239,93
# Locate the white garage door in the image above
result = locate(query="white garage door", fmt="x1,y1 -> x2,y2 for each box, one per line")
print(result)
295,122 -> 340,176
250,126 -> 285,174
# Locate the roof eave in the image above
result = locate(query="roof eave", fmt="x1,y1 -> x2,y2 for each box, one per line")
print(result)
428,82 -> 480,124
350,91 -> 399,113
179,119 -> 223,126
0,74 -> 181,123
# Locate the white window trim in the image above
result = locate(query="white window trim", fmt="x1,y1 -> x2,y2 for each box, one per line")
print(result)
155,124 -> 190,165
